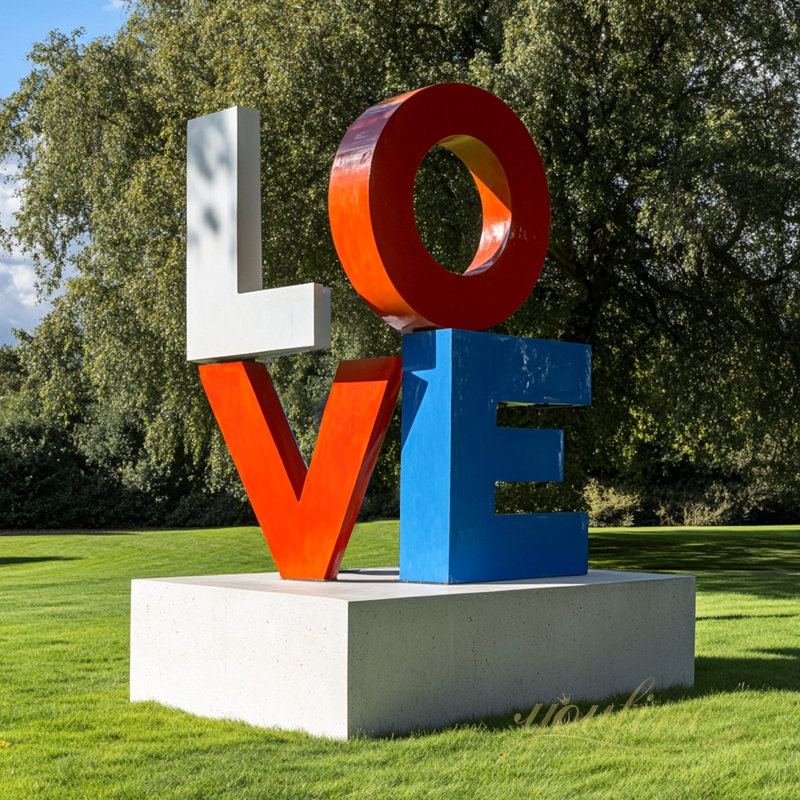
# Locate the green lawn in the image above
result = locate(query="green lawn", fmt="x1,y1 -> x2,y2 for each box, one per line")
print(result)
1,523 -> 798,799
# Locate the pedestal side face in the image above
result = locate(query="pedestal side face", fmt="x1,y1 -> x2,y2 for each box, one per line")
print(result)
345,571 -> 695,736
130,570 -> 695,739
130,579 -> 350,738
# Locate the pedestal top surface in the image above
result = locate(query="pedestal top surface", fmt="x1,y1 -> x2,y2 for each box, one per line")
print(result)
133,568 -> 692,603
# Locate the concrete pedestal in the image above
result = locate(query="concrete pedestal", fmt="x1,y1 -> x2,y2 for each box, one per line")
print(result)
130,568 -> 695,739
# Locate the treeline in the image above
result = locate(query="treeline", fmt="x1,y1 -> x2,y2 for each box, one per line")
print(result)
1,0 -> 799,529
0,344 -> 254,528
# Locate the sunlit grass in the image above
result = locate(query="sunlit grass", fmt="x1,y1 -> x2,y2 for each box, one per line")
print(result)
0,523 -> 798,799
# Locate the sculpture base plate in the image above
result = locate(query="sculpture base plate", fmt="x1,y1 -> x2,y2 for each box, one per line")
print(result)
130,568 -> 695,739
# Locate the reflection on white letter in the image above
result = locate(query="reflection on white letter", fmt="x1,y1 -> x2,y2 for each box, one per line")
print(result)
186,106 -> 330,363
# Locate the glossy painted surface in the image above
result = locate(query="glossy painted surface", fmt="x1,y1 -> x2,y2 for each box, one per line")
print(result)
199,357 -> 402,580
328,83 -> 551,332
399,329 -> 591,583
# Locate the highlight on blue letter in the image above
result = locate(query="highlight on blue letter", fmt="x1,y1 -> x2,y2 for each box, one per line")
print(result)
399,329 -> 591,583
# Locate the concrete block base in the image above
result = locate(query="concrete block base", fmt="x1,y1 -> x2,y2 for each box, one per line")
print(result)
130,568 -> 695,739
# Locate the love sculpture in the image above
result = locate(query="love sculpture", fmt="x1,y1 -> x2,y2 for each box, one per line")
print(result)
130,85 -> 694,739
187,83 -> 590,583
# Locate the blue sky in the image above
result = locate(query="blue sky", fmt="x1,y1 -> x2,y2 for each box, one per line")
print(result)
1,0 -> 128,345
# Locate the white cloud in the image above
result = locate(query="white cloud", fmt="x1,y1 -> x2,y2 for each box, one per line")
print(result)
0,163 -> 22,217
0,258 -> 36,305
0,159 -> 49,346
104,0 -> 128,10
0,260 -> 50,345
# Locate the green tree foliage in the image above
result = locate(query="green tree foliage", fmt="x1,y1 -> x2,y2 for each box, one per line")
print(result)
0,343 -> 253,527
0,0 -> 798,526
495,1 -> 800,522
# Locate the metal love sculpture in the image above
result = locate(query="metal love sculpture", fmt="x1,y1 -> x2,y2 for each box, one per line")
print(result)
187,83 -> 591,583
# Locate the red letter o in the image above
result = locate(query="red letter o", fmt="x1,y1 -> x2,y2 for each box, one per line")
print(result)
329,83 -> 550,332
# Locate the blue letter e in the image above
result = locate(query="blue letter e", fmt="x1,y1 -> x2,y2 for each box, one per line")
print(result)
399,329 -> 591,583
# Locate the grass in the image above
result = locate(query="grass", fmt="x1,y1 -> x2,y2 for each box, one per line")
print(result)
0,522 -> 798,799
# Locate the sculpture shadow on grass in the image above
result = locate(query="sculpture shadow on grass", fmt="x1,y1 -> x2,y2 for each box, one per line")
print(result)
694,649 -> 800,694
694,572 -> 800,600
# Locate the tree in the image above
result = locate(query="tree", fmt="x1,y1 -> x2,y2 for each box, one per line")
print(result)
494,1 -> 800,521
1,0 -> 798,526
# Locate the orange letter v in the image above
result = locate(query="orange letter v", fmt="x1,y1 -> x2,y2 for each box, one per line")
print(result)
199,358 -> 401,579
